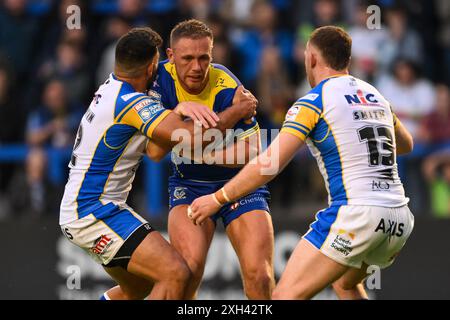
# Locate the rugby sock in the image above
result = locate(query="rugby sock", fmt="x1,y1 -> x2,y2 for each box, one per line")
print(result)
100,292 -> 111,300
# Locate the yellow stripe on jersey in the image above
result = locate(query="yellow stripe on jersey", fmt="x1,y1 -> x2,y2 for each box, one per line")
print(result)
294,101 -> 322,115
235,123 -> 260,140
163,62 -> 239,109
281,105 -> 321,141
145,109 -> 171,138
114,96 -> 147,122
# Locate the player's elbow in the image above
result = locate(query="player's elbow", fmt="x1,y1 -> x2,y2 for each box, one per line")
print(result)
397,135 -> 414,155
146,148 -> 166,162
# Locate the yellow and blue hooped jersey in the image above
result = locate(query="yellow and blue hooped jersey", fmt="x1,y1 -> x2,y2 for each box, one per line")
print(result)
60,73 -> 171,225
281,75 -> 409,207
151,60 -> 260,181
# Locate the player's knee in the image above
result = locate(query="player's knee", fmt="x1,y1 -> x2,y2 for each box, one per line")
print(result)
185,259 -> 206,283
242,266 -> 273,293
169,259 -> 192,286
332,278 -> 359,291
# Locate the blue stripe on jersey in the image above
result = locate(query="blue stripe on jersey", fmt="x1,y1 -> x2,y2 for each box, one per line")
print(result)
104,124 -> 137,149
283,124 -> 309,136
112,77 -> 145,118
293,77 -> 330,114
212,87 -> 236,113
284,121 -> 311,133
211,63 -> 242,86
311,118 -> 348,205
97,207 -> 143,240
304,205 -> 341,249
153,60 -> 179,109
76,128 -> 135,217
141,108 -> 168,135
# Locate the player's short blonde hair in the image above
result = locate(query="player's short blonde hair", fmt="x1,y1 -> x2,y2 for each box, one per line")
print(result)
170,19 -> 213,46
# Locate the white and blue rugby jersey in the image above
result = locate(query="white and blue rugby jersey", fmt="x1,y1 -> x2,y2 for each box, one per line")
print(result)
59,74 -> 171,225
281,75 -> 408,207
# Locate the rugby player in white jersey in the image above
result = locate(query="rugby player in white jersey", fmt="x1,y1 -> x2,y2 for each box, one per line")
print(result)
189,26 -> 415,300
58,27 -> 257,300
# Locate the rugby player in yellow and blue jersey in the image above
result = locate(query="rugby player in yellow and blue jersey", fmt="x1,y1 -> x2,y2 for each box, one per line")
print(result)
144,20 -> 275,300
59,27 -> 257,300
190,26 -> 415,300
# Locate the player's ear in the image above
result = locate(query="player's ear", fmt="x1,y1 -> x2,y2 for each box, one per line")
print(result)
310,51 -> 317,69
167,48 -> 174,63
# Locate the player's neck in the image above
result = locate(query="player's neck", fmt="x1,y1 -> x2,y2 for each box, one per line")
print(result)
115,74 -> 147,93
313,68 -> 349,86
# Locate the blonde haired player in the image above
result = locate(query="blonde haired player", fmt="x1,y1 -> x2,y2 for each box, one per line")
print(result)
189,26 -> 415,300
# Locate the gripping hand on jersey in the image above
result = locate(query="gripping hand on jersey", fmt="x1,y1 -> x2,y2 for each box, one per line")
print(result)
233,86 -> 258,121
174,101 -> 220,129
188,194 -> 221,226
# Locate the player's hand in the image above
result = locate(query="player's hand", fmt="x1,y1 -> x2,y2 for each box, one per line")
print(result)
174,101 -> 219,129
233,86 -> 258,121
188,194 -> 221,226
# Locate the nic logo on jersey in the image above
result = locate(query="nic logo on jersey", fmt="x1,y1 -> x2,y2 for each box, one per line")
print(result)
344,89 -> 380,106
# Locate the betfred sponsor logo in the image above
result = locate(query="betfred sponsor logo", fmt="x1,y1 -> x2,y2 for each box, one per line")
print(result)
91,235 -> 113,255
133,99 -> 151,112
345,90 -> 379,106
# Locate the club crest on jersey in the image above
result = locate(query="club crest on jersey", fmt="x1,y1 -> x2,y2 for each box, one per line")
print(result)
285,105 -> 300,121
344,90 -> 379,106
174,187 -> 187,200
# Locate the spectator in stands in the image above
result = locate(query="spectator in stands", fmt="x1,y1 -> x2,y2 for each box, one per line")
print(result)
117,0 -> 148,27
0,60 -> 25,219
96,17 -> 132,85
348,0 -> 388,82
377,59 -> 435,139
417,84 -> 450,150
293,0 -> 344,86
378,6 -> 424,74
38,38 -> 90,107
231,0 -> 293,89
423,150 -> 450,218
0,0 -> 40,81
25,79 -> 82,215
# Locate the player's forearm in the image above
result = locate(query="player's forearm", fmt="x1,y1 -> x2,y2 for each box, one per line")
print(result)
146,139 -> 170,162
215,102 -> 250,132
215,132 -> 304,203
208,139 -> 259,168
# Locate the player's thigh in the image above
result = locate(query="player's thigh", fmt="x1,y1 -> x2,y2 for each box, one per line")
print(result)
127,231 -> 190,282
274,239 -> 349,300
168,205 -> 215,269
103,266 -> 153,299
226,210 -> 274,273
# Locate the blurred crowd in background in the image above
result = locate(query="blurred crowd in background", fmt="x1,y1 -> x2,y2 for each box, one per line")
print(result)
0,0 -> 450,220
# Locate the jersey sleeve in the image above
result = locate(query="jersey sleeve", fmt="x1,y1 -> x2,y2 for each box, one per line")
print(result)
234,118 -> 260,141
280,93 -> 323,141
116,91 -> 171,139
